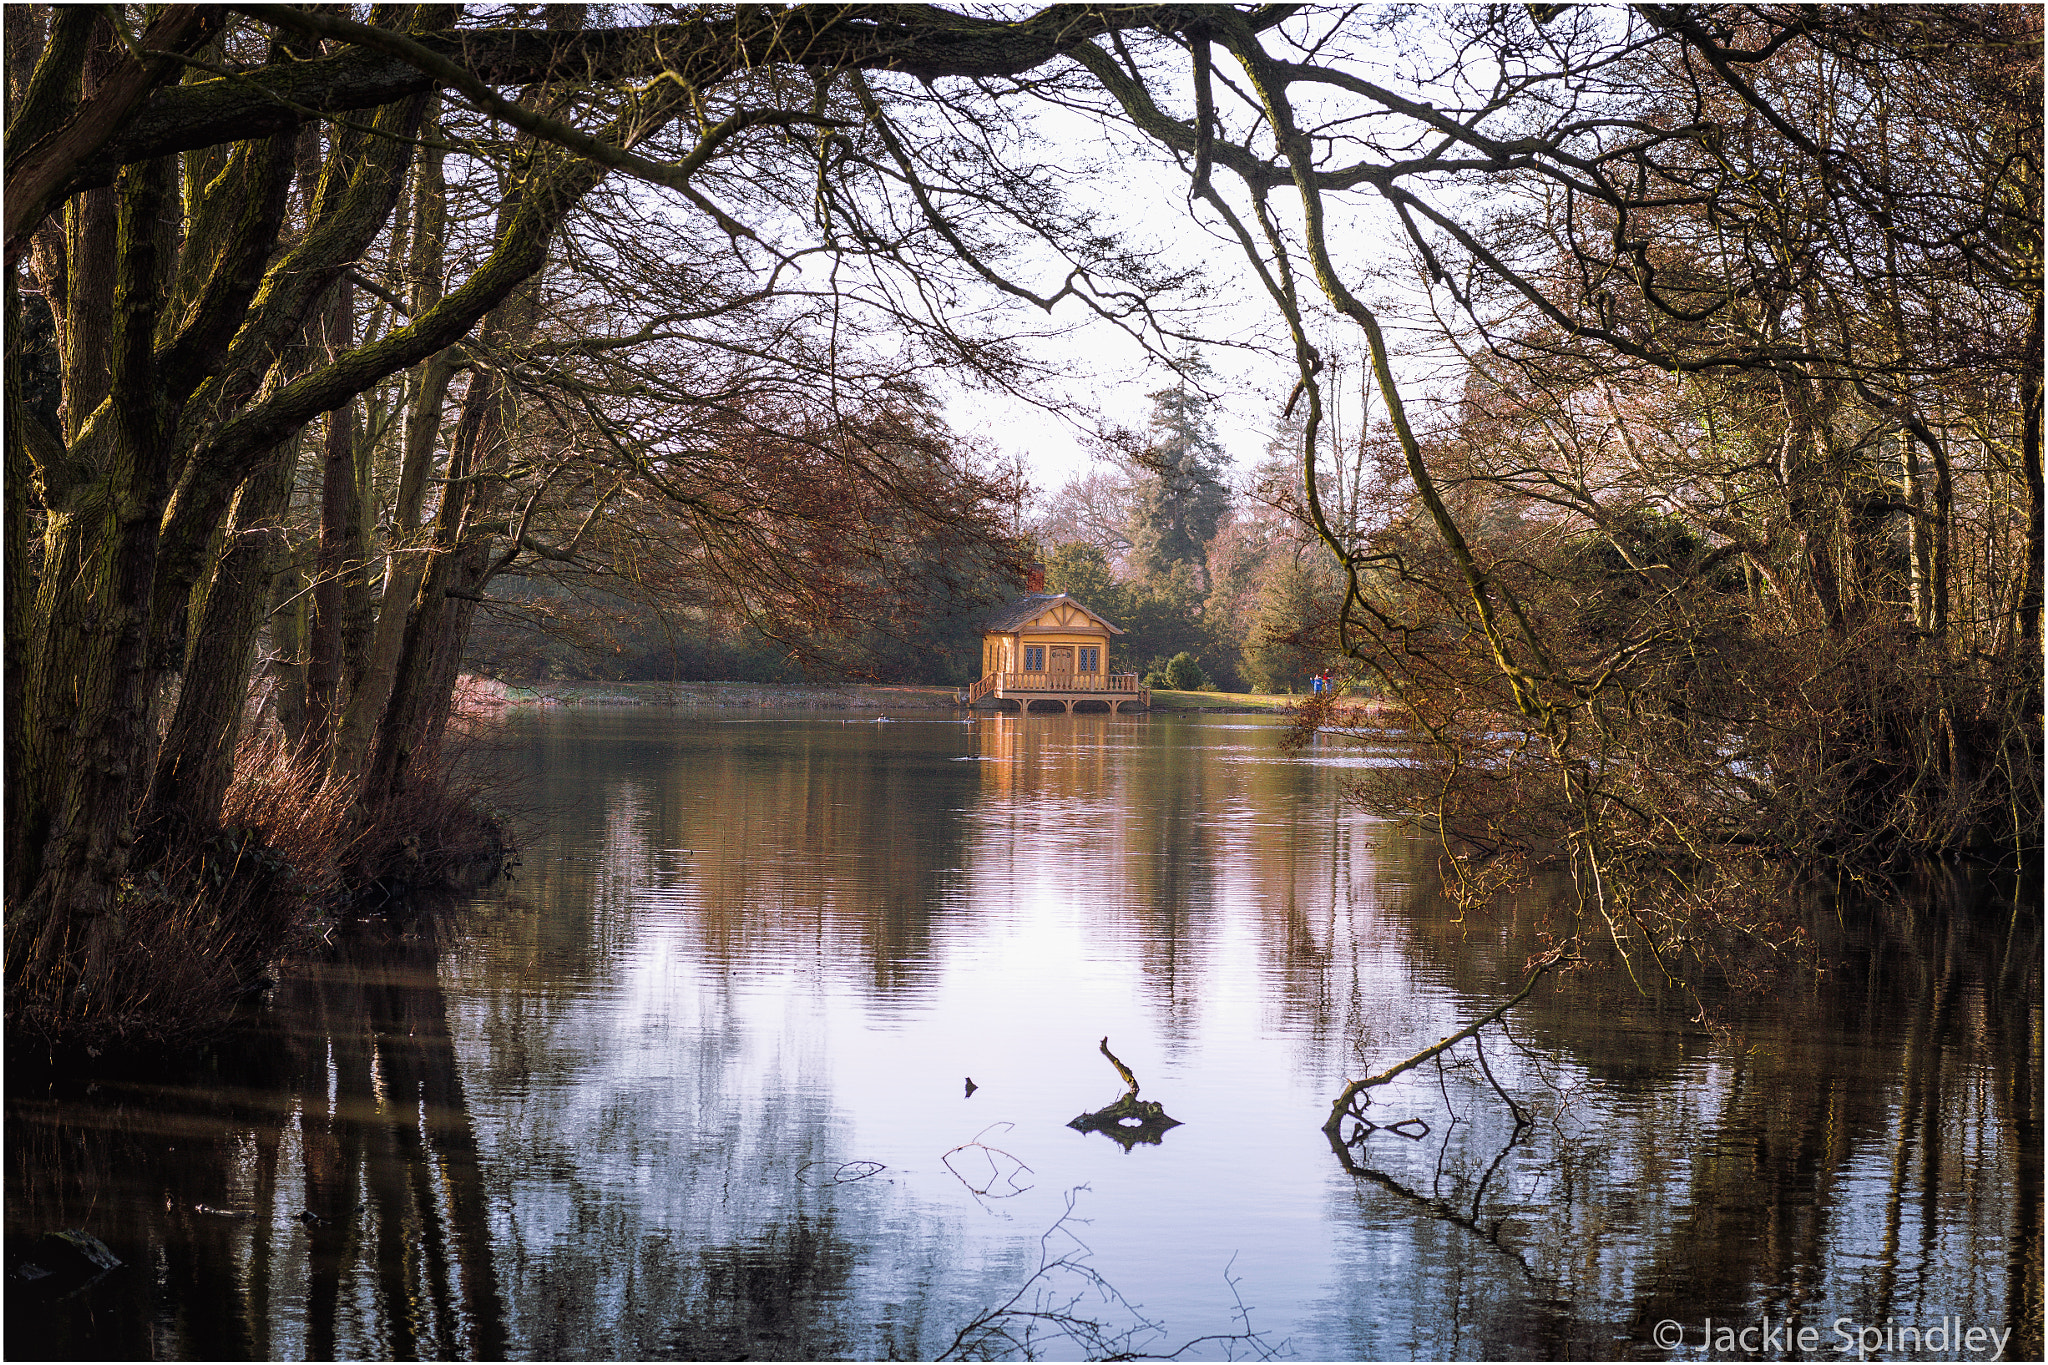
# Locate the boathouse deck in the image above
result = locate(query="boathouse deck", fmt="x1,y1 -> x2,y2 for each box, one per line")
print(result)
965,671 -> 1150,713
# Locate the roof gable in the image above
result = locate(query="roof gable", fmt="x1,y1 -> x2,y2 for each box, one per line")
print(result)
981,593 -> 1123,635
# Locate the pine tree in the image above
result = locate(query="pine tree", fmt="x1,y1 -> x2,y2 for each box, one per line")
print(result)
1129,377 -> 1230,592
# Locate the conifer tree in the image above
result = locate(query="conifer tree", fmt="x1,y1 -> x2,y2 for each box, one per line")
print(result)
1129,375 -> 1230,593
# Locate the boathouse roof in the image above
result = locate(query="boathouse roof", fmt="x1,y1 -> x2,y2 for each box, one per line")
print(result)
981,593 -> 1124,635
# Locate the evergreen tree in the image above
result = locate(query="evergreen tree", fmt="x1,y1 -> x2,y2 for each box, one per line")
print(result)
1129,377 -> 1231,592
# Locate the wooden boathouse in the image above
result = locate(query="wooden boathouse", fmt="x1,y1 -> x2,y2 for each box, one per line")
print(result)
966,593 -> 1149,713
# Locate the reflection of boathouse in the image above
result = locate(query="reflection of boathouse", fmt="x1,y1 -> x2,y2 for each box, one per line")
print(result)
966,593 -> 1149,713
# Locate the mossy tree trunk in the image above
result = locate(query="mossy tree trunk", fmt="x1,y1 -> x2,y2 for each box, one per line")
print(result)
3,9 -> 628,1007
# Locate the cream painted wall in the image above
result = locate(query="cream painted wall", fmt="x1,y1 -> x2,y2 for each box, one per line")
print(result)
984,628 -> 1114,675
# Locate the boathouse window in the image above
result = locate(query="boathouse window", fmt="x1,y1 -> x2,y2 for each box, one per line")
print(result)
1024,646 -> 1045,671
1078,647 -> 1099,673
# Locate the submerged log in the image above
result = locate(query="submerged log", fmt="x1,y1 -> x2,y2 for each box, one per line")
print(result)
1066,1092 -> 1184,1148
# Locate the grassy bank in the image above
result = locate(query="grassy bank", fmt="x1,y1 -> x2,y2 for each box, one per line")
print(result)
1144,688 -> 1300,713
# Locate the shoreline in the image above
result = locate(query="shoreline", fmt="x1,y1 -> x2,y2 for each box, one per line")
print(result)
454,677 -> 1314,716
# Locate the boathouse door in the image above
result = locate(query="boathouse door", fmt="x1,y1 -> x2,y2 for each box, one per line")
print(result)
1048,646 -> 1075,685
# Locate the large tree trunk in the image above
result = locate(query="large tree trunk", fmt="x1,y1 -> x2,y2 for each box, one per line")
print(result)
1775,371 -> 1848,637
9,8 -> 691,1025
328,110 -> 450,790
19,152 -> 179,997
269,537 -> 313,754
2018,293 -> 2044,649
360,372 -> 506,808
12,66 -> 420,995
4,277 -> 54,903
147,439 -> 301,844
356,79 -> 605,810
303,278 -> 362,765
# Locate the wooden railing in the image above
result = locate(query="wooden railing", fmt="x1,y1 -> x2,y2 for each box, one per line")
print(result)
969,671 -> 1143,695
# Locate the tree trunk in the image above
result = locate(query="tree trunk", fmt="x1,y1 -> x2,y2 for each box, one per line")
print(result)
1775,372 -> 1847,637
147,438 -> 301,843
2018,293 -> 2043,648
20,152 -> 180,999
360,373 -> 503,808
5,275 -> 45,902
303,278 -> 361,764
328,110 -> 450,789
1899,431 -> 1934,633
269,536 -> 312,753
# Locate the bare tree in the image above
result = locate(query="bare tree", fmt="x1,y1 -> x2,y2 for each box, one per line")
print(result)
1044,4 -> 2039,977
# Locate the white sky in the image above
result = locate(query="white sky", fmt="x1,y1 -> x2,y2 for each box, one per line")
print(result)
945,333 -> 1285,501
905,75 -> 1305,502
923,89 -> 1440,507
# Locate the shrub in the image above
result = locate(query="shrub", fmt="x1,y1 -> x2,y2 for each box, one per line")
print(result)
1147,652 -> 1208,691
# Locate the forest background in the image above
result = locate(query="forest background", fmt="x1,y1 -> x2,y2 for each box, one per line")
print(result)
463,359 -> 1354,698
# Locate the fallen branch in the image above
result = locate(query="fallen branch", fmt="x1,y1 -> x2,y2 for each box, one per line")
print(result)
1322,948 -> 1567,1140
1069,1037 -> 1182,1148
1098,1035 -> 1141,1097
937,1188 -> 1280,1361
942,1122 -> 1035,1199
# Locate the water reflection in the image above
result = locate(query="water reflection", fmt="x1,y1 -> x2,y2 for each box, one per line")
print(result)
5,712 -> 2039,1361
7,924 -> 504,1359
1308,861 -> 2042,1361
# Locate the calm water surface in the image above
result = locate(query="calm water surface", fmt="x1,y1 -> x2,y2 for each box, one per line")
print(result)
7,711 -> 2040,1360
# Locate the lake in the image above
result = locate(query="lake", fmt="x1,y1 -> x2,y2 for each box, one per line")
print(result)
5,709 -> 2039,1360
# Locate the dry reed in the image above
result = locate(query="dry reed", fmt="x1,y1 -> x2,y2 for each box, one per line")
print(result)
8,731 -> 512,1052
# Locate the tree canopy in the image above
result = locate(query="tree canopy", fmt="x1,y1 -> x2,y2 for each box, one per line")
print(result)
6,4 -> 2038,1038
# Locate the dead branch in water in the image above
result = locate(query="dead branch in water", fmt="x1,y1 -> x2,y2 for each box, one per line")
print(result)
1098,1035 -> 1141,1097
1323,948 -> 1568,1140
1070,1037 -> 1181,1148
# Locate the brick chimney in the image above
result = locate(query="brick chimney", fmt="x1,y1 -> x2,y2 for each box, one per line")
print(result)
1027,561 -> 1045,593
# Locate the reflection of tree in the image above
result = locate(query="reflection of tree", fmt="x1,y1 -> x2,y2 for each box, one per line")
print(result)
4,923 -> 506,1359
285,925 -> 509,1359
5,906 -> 987,1360
1314,858 -> 2043,1359
1329,1119 -> 1543,1289
1241,811 -> 1458,1078
1620,869 -> 2042,1357
468,1062 -> 958,1359
970,716 -> 1223,1040
1120,733 -> 1219,1042
938,1189 -> 1278,1362
450,716 -> 995,1356
492,714 -> 985,1005
511,1200 -> 867,1360
7,1069 -> 255,1359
